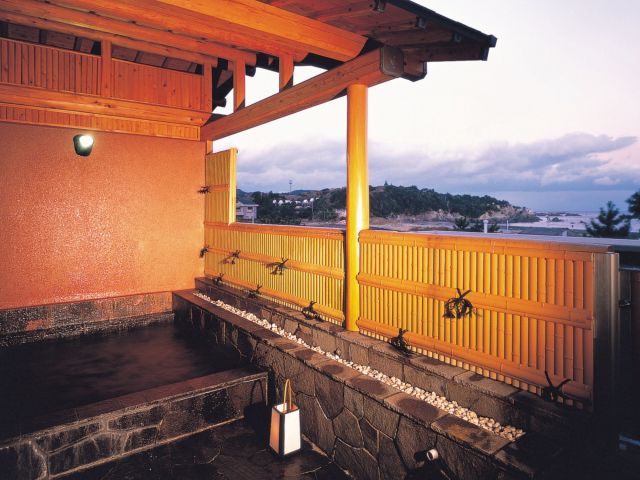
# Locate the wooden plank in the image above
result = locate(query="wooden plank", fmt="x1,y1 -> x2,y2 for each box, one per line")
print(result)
0,83 -> 210,124
100,40 -> 112,97
203,47 -> 413,140
0,102 -> 200,139
1,0 -> 252,65
278,54 -> 293,90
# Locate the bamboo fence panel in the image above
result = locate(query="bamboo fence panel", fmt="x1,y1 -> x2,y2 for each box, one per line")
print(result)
204,223 -> 345,322
358,230 -> 609,402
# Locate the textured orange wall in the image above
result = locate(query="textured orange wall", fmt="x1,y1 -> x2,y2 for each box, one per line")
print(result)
0,123 -> 205,309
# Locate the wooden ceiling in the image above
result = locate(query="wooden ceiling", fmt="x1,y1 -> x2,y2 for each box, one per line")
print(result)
0,0 -> 496,140
261,0 -> 497,63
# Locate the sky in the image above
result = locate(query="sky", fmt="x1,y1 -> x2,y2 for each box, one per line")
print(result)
215,0 -> 640,212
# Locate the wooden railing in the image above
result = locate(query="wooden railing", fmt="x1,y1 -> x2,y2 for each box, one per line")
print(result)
0,37 -> 208,139
0,37 -> 101,95
204,223 -> 345,322
357,230 -> 612,402
112,59 -> 205,111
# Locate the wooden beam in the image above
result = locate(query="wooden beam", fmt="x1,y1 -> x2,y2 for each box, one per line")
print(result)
0,83 -> 210,125
202,47 -> 416,141
100,40 -> 112,97
233,60 -> 245,111
155,0 -> 366,61
278,54 -> 293,91
0,0 -> 254,65
44,0 -> 308,62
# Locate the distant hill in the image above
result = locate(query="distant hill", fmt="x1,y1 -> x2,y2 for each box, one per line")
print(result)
237,185 -> 538,223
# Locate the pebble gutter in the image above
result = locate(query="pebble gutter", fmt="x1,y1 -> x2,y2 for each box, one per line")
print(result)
193,292 -> 526,442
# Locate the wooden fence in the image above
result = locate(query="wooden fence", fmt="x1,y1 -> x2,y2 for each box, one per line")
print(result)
357,230 -> 612,402
204,223 -> 345,322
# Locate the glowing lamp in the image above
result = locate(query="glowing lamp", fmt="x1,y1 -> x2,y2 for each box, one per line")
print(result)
73,134 -> 94,156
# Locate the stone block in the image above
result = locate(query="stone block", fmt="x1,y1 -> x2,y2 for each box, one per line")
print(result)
124,426 -> 158,452
408,354 -> 463,380
108,406 -> 164,430
0,442 -> 46,480
395,416 -> 437,470
48,433 -> 121,475
312,328 -> 337,353
344,387 -> 364,419
282,354 -> 315,396
435,435 -> 499,480
378,433 -> 407,480
314,370 -> 344,419
349,343 -> 369,366
363,397 -> 399,438
348,375 -> 398,402
431,414 -> 510,456
298,394 -> 335,454
292,348 -> 329,369
369,348 -> 404,381
316,359 -> 361,384
359,418 -> 378,456
283,317 -> 299,335
403,362 -> 448,397
294,323 -> 314,345
384,393 -> 448,426
446,372 -> 520,427
334,439 -> 379,480
493,432 -> 563,479
36,422 -> 102,453
333,408 -> 364,448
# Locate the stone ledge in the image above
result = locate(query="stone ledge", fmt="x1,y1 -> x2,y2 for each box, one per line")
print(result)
178,286 -> 549,480
0,292 -> 174,346
0,367 -> 267,479
192,278 -> 591,442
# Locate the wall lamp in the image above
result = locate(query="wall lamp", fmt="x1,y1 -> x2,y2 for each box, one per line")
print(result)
73,134 -> 94,156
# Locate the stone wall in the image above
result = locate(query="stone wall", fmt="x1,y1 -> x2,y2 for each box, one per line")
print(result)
0,292 -> 173,346
174,283 -> 574,479
0,368 -> 267,479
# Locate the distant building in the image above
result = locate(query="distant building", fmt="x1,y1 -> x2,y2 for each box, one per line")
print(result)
236,201 -> 258,222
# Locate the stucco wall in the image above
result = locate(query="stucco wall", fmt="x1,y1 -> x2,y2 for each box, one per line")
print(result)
0,123 -> 205,309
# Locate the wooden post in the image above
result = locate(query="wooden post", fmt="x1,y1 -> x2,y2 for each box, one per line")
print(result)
345,83 -> 368,331
203,62 -> 213,112
279,54 -> 293,91
233,60 -> 245,111
101,40 -> 112,97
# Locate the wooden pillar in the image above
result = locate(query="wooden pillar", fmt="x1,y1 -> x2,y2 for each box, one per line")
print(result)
345,83 -> 368,331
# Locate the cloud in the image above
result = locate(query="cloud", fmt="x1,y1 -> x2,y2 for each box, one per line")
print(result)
236,133 -> 638,197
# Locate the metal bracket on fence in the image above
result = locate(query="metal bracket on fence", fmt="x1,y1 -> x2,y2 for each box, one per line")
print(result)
269,257 -> 288,275
390,328 -> 413,355
224,250 -> 241,265
302,301 -> 321,320
443,288 -> 475,319
199,246 -> 209,258
198,186 -> 210,194
541,370 -> 572,403
247,285 -> 262,299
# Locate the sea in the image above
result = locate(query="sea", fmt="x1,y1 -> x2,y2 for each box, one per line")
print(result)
510,212 -> 640,233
